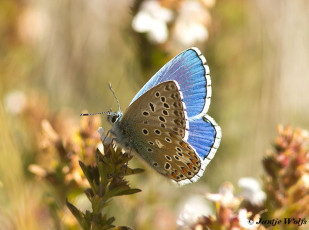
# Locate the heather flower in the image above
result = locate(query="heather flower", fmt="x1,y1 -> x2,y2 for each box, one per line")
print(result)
238,177 -> 266,206
177,196 -> 212,228
17,6 -> 50,43
4,90 -> 28,115
263,125 -> 309,222
131,0 -> 216,50
238,209 -> 261,230
206,182 -> 241,209
177,182 -> 265,230
30,113 -> 102,188
171,1 -> 211,47
132,0 -> 173,44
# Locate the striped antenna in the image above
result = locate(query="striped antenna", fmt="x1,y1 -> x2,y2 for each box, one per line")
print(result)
80,83 -> 121,116
80,111 -> 111,116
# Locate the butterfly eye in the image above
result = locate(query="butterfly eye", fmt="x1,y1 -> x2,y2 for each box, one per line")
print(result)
111,115 -> 118,123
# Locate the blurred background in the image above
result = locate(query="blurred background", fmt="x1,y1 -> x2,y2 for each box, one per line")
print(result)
1,0 -> 309,229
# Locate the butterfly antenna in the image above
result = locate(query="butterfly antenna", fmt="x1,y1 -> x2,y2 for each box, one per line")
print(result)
80,83 -> 120,116
80,111 -> 111,116
109,82 -> 121,112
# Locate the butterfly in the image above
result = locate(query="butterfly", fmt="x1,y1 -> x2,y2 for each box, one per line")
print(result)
86,48 -> 221,185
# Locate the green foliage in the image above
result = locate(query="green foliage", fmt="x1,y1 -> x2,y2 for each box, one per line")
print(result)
67,142 -> 144,230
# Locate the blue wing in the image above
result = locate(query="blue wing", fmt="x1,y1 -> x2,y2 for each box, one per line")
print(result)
187,115 -> 221,161
129,48 -> 221,185
130,47 -> 211,118
180,115 -> 222,185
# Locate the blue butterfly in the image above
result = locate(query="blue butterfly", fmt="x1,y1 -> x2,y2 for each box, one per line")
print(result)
105,48 -> 221,185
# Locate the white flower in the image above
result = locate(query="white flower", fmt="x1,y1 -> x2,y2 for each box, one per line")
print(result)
177,195 -> 211,228
132,0 -> 173,44
172,1 -> 210,46
201,0 -> 216,8
206,182 -> 241,208
4,90 -> 27,115
300,174 -> 309,188
238,177 -> 266,206
238,209 -> 260,229
18,7 -> 50,43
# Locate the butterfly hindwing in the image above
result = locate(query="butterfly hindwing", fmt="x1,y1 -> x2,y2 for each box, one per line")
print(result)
132,127 -> 202,185
187,115 -> 221,161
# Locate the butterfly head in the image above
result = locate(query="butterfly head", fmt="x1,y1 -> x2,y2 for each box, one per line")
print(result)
107,111 -> 122,124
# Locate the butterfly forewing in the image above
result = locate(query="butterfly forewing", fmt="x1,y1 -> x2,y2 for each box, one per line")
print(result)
119,81 -> 202,183
122,81 -> 188,139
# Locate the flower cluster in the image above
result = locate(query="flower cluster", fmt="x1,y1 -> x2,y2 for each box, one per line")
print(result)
177,125 -> 309,230
4,89 -> 102,190
132,0 -> 215,51
177,182 -> 265,230
29,112 -> 101,188
263,125 -> 309,222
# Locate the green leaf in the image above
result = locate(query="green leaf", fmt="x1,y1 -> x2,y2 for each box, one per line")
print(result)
67,136 -> 144,230
112,226 -> 134,230
107,186 -> 142,198
124,168 -> 145,176
66,199 -> 90,230
79,161 -> 95,186
84,188 -> 94,200
105,216 -> 116,226
97,161 -> 108,187
114,188 -> 142,196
